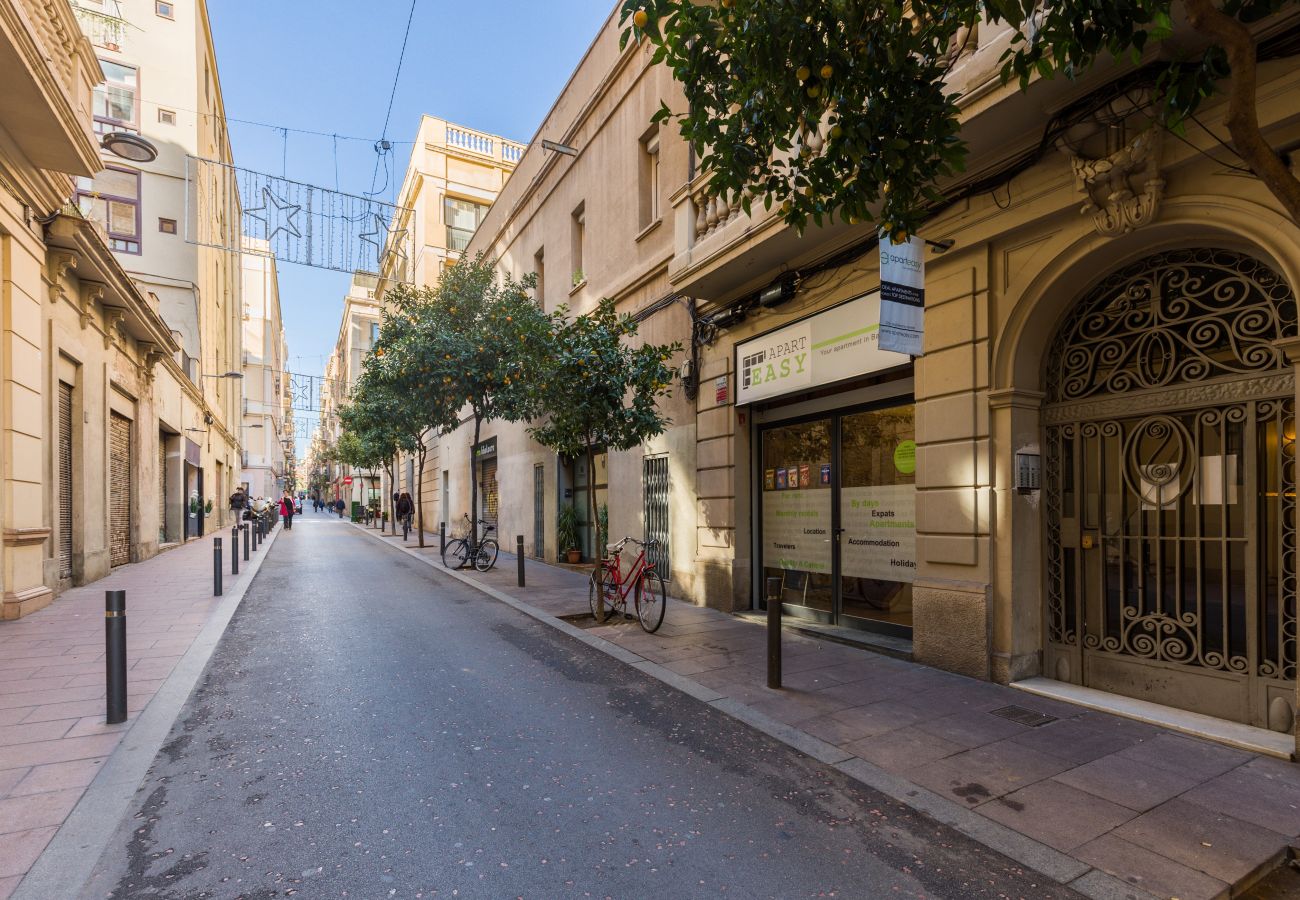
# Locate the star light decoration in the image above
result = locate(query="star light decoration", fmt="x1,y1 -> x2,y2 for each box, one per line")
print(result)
359,212 -> 409,271
245,187 -> 302,244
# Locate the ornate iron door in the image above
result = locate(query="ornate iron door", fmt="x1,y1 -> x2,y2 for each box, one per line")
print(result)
1043,249 -> 1297,729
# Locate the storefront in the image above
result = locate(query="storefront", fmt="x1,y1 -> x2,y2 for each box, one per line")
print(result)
739,290 -> 916,636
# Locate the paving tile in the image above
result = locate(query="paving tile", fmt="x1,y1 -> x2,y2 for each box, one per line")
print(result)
978,778 -> 1135,852
1074,833 -> 1230,900
0,676 -> 71,695
1180,764 -> 1300,836
0,709 -> 30,728
0,686 -> 103,712
0,733 -> 123,771
827,700 -> 929,738
844,726 -> 964,772
0,826 -> 58,878
909,740 -> 1073,807
661,653 -> 738,676
808,677 -> 901,707
1116,732 -> 1252,782
0,766 -> 29,797
1114,798 -> 1289,885
9,758 -> 105,797
63,716 -> 129,739
1053,751 -> 1201,812
0,719 -> 75,748
747,689 -> 855,725
1008,716 -> 1151,764
0,788 -> 82,834
0,874 -> 20,899
912,709 -> 1031,750
19,699 -> 106,724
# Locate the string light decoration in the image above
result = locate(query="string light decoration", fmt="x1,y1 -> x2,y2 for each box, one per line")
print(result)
186,156 -> 412,275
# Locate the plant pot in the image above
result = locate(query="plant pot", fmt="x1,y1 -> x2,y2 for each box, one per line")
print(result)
565,549 -> 582,564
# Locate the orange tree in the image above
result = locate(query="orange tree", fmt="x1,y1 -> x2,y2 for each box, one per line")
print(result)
622,0 -> 1300,237
404,255 -> 553,552
528,297 -> 681,566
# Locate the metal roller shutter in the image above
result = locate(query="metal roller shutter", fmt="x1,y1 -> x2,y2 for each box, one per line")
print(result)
109,412 -> 132,567
58,383 -> 73,580
480,458 -> 498,528
158,438 -> 167,544
643,455 -> 670,581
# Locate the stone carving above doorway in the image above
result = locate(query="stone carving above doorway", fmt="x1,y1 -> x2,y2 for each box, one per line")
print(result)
1064,128 -> 1165,236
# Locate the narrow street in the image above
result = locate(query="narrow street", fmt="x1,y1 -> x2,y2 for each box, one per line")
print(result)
82,513 -> 1075,899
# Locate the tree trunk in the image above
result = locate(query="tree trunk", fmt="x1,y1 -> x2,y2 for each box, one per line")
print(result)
585,440 -> 598,565
416,442 -> 427,548
385,457 -> 395,534
1183,0 -> 1300,225
469,416 -> 482,554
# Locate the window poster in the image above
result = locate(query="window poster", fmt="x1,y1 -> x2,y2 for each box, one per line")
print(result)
776,468 -> 788,490
762,487 -> 832,574
840,484 -> 916,582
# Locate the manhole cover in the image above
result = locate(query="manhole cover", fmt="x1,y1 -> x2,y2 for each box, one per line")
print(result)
989,705 -> 1057,727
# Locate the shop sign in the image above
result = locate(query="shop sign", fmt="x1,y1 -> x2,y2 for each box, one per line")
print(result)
715,376 -> 728,405
474,436 -> 497,459
841,484 -> 916,582
761,489 -> 832,574
879,235 -> 925,357
734,290 -> 900,405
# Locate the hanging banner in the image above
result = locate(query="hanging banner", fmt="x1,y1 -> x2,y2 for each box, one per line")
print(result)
879,235 -> 925,357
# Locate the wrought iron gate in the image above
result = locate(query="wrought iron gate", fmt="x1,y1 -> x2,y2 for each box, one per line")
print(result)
644,456 -> 670,580
533,464 -> 544,559
1043,249 -> 1297,729
58,383 -> 73,581
109,412 -> 132,568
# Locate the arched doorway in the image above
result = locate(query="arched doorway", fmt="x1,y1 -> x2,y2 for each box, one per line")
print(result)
1042,248 -> 1297,729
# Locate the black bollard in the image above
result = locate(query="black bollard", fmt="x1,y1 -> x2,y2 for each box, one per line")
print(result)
766,576 -> 783,689
439,522 -> 446,554
232,526 -> 239,575
105,590 -> 127,724
517,535 -> 525,587
214,537 -> 223,596
253,519 -> 259,551
243,522 -> 249,561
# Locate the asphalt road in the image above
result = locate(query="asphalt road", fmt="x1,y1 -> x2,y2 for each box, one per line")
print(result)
83,511 -> 1078,899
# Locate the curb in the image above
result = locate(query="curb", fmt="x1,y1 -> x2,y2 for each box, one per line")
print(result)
15,525 -> 285,900
347,524 -> 1161,900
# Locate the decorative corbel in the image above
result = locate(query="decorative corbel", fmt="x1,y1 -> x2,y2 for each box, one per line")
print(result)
1063,128 -> 1165,237
79,282 -> 105,330
46,250 -> 78,304
137,341 -> 168,382
102,307 -> 127,349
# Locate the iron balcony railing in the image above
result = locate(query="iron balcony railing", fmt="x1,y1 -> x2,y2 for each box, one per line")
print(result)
69,0 -> 128,50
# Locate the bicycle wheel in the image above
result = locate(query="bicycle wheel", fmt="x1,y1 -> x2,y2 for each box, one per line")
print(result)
441,538 -> 467,569
589,566 -> 615,622
635,570 -> 666,633
474,538 -> 499,572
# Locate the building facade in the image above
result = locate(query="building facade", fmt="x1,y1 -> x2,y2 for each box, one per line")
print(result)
414,6 -> 1300,747
319,272 -> 381,510
72,0 -> 243,539
239,237 -> 289,501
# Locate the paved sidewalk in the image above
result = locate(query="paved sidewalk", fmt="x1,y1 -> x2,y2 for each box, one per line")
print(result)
0,526 -> 271,898
365,523 -> 1300,900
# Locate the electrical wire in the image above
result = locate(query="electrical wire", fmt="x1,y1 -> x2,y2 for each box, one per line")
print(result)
368,0 -> 419,197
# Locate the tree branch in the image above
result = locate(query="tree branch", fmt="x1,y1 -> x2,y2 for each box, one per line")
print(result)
1182,0 -> 1300,224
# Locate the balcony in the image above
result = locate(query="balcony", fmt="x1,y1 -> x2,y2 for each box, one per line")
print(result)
442,123 -> 526,167
70,0 -> 128,51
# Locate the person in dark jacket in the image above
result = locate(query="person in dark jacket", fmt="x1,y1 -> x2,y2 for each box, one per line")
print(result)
335,497 -> 346,517
395,492 -> 414,534
279,491 -> 295,530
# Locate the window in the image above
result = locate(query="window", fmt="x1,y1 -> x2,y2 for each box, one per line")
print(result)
158,217 -> 177,234
533,248 -> 545,309
93,60 -> 138,134
369,322 -> 380,346
77,167 -> 141,254
444,197 -> 488,253
157,108 -> 176,125
638,128 -> 661,230
571,203 -> 585,287
155,0 -> 174,17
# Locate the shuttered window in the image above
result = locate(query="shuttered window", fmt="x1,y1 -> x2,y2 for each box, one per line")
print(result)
643,455 -> 670,580
109,412 -> 132,567
58,383 -> 73,580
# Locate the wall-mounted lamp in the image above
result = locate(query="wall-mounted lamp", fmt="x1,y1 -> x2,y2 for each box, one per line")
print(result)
202,371 -> 243,379
541,139 -> 578,157
101,132 -> 158,163
925,238 -> 956,254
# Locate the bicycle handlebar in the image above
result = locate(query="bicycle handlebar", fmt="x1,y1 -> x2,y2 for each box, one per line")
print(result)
610,536 -> 660,551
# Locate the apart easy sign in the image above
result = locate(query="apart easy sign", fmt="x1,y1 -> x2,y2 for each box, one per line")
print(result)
734,290 -> 901,405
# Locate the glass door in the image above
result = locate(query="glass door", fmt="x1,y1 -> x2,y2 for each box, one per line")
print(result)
759,402 -> 916,635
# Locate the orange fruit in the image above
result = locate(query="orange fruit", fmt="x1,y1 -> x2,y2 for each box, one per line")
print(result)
633,8 -> 648,27
820,64 -> 833,79
796,65 -> 810,82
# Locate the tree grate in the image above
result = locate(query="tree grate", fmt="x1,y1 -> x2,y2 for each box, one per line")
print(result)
989,705 -> 1058,727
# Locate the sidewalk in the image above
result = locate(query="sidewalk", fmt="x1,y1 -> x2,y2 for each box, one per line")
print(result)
362,523 -> 1300,900
0,526 -> 274,898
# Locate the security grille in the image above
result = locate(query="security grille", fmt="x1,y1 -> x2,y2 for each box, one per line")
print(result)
58,383 -> 73,580
533,464 -> 544,559
158,436 -> 167,544
109,412 -> 132,567
480,458 -> 498,528
643,455 -> 670,580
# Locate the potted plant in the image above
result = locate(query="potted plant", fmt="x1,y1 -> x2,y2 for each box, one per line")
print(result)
557,505 -> 581,564
188,496 -> 199,518
203,499 -> 214,518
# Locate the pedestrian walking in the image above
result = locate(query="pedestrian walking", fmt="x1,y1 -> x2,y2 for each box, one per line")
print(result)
336,497 -> 346,518
229,486 -> 248,520
280,491 -> 295,530
396,491 -> 414,538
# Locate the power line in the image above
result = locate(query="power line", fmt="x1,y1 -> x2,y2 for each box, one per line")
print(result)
369,0 -> 419,197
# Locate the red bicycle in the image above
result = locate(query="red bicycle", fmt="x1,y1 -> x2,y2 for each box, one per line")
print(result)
589,536 -> 666,633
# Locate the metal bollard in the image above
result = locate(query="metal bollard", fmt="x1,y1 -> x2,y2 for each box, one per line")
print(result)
766,576 -> 783,689
105,590 -> 127,724
440,522 -> 446,554
214,538 -> 223,596
516,535 -> 525,587
243,522 -> 250,561
232,525 -> 239,575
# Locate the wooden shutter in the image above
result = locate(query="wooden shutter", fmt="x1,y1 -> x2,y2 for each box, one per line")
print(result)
109,412 -> 132,567
58,383 -> 73,580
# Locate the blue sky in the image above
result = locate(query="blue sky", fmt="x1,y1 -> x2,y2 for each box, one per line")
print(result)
207,0 -> 615,449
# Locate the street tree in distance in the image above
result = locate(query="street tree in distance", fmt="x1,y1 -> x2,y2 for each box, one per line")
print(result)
395,255 -> 552,552
529,296 -> 681,569
338,383 -> 403,532
621,0 -> 1300,238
